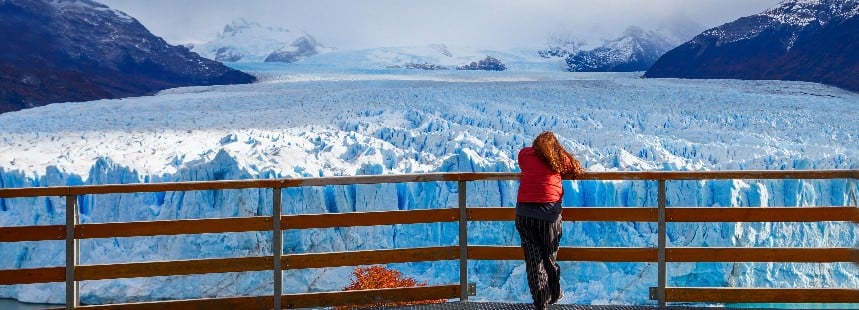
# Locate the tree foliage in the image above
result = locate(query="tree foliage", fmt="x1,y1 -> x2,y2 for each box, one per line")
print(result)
336,265 -> 445,309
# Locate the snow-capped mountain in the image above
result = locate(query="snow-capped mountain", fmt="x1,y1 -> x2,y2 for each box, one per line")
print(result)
1,63 -> 857,305
0,0 -> 256,114
264,35 -> 325,63
193,18 -> 327,63
539,24 -> 699,73
564,26 -> 676,72
645,0 -> 859,92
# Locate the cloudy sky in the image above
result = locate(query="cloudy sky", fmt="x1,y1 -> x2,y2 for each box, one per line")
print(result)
99,0 -> 782,49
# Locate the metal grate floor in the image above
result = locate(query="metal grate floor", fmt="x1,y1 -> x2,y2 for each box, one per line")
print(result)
367,302 -> 783,310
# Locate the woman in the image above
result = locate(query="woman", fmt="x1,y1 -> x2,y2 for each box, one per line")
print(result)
516,131 -> 584,309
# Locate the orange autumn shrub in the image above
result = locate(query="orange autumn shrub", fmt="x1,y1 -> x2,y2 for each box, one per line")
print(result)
335,265 -> 445,309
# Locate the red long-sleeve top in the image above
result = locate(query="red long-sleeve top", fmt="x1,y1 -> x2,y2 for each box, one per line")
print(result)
516,147 -> 569,203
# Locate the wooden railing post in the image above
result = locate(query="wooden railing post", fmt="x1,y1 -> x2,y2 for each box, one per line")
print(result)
657,180 -> 667,308
458,180 -> 468,302
852,178 -> 858,266
65,194 -> 79,309
849,178 -> 858,207
273,188 -> 283,310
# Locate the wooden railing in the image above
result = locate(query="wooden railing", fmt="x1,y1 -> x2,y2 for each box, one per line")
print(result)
0,170 -> 857,309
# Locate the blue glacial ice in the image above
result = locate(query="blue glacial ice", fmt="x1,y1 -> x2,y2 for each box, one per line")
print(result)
0,67 -> 857,305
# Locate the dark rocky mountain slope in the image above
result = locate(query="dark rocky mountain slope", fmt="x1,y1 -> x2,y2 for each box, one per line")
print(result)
645,0 -> 859,92
0,0 -> 256,113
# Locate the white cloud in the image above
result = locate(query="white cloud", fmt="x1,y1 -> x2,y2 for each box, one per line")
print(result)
98,0 -> 781,48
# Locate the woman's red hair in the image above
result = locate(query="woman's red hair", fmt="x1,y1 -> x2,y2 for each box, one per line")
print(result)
532,131 -> 584,178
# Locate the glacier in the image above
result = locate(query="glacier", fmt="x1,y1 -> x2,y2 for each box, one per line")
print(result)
0,63 -> 858,306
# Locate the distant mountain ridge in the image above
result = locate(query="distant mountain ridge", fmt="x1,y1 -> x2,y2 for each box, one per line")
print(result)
295,44 -> 543,71
193,19 -> 327,63
564,26 -> 676,72
0,0 -> 256,114
645,0 -> 859,92
264,35 -> 324,63
541,24 -> 699,72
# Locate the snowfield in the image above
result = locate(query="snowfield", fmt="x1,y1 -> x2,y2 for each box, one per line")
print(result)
0,63 -> 857,305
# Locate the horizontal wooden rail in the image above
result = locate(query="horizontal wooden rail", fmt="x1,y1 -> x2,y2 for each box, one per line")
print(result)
76,217 -> 271,239
469,207 -> 856,223
68,180 -> 301,196
468,207 -> 657,222
0,186 -> 68,198
50,296 -> 274,310
76,257 -> 273,281
283,208 -> 458,229
2,170 -> 855,198
0,173 -> 481,198
564,207 -> 658,222
665,287 -> 859,303
0,225 -> 65,242
466,207 -> 515,221
52,285 -> 460,310
589,170 -> 858,181
0,267 -> 65,285
282,285 -> 459,309
284,246 -> 458,269
667,207 -> 855,222
3,207 -> 849,243
468,246 -> 658,262
666,248 -> 854,263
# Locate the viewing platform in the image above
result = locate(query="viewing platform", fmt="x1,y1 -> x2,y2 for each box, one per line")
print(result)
340,302 -> 823,309
1,170 -> 857,309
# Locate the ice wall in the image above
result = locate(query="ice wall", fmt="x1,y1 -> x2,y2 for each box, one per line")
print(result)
1,149 -> 856,305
